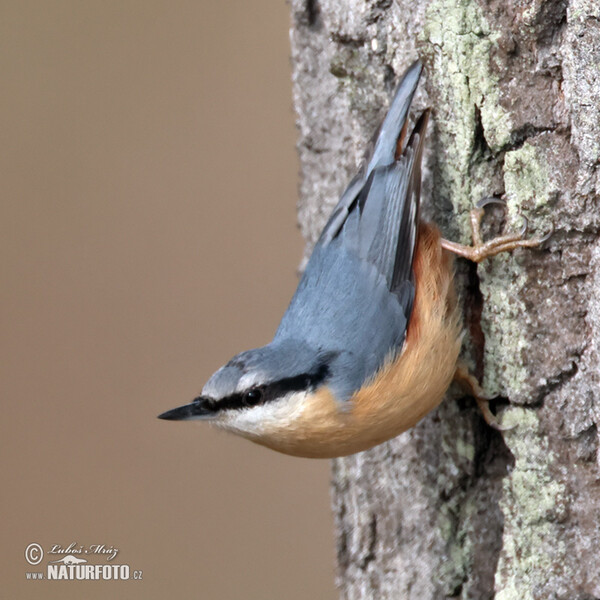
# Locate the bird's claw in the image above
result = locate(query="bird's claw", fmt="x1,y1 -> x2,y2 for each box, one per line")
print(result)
453,364 -> 514,431
538,222 -> 555,244
476,196 -> 506,209
518,213 -> 529,236
475,397 -> 516,431
440,196 -> 553,263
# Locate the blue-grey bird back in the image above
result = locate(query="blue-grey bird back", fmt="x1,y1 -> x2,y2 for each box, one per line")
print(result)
274,64 -> 428,400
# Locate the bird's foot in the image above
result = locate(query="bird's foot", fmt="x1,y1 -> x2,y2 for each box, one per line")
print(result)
453,363 -> 513,431
440,197 -> 552,263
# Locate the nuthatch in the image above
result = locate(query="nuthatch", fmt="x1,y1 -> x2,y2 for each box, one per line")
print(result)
159,62 -> 548,458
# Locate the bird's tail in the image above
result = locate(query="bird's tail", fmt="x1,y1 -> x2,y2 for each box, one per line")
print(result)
365,61 -> 423,176
318,61 -> 423,246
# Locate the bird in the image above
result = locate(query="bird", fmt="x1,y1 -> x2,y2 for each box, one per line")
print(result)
158,62 -> 548,458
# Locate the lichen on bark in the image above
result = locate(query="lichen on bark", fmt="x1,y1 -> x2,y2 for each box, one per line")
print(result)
289,0 -> 600,598
495,408 -> 569,600
422,0 -> 512,238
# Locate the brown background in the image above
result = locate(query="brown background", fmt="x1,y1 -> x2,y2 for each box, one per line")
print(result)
1,2 -> 337,598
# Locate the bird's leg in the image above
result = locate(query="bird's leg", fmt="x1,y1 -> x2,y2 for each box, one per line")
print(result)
440,197 -> 552,263
444,198 -> 551,426
453,363 -> 513,431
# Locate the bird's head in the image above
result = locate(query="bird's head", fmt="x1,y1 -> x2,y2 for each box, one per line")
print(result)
158,340 -> 333,442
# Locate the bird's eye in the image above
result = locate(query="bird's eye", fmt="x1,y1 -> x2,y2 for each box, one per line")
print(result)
243,389 -> 263,407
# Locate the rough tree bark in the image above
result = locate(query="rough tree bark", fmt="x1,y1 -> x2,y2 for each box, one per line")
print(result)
289,0 -> 600,598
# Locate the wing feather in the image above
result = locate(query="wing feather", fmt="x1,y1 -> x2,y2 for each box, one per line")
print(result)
318,61 -> 422,246
274,66 -> 430,400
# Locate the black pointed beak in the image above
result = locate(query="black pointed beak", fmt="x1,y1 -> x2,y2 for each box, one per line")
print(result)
158,397 -> 215,421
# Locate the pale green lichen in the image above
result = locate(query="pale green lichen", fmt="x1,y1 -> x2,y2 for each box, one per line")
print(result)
455,437 -> 475,462
421,0 -> 536,397
436,499 -> 472,595
479,262 -> 530,395
423,0 -> 513,152
480,143 -> 551,396
421,4 -> 563,597
422,0 -> 513,241
504,141 -> 552,216
422,3 -> 553,396
432,417 -> 479,595
435,475 -> 486,597
495,407 -> 568,600
419,3 -> 532,595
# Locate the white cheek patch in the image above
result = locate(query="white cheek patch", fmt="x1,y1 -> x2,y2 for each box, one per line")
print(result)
212,391 -> 309,437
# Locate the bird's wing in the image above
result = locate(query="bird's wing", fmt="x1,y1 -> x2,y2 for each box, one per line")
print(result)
341,110 -> 429,298
318,61 -> 422,246
274,65 -> 429,399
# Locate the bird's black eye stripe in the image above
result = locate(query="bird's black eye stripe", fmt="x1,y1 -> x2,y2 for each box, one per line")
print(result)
267,363 -> 329,399
203,398 -> 217,412
209,363 -> 330,413
204,386 -> 267,413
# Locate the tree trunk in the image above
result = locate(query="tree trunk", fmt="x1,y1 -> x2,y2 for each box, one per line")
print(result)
289,0 -> 600,598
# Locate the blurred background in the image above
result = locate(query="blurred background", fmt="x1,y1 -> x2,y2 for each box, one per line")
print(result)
1,2 -> 337,598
